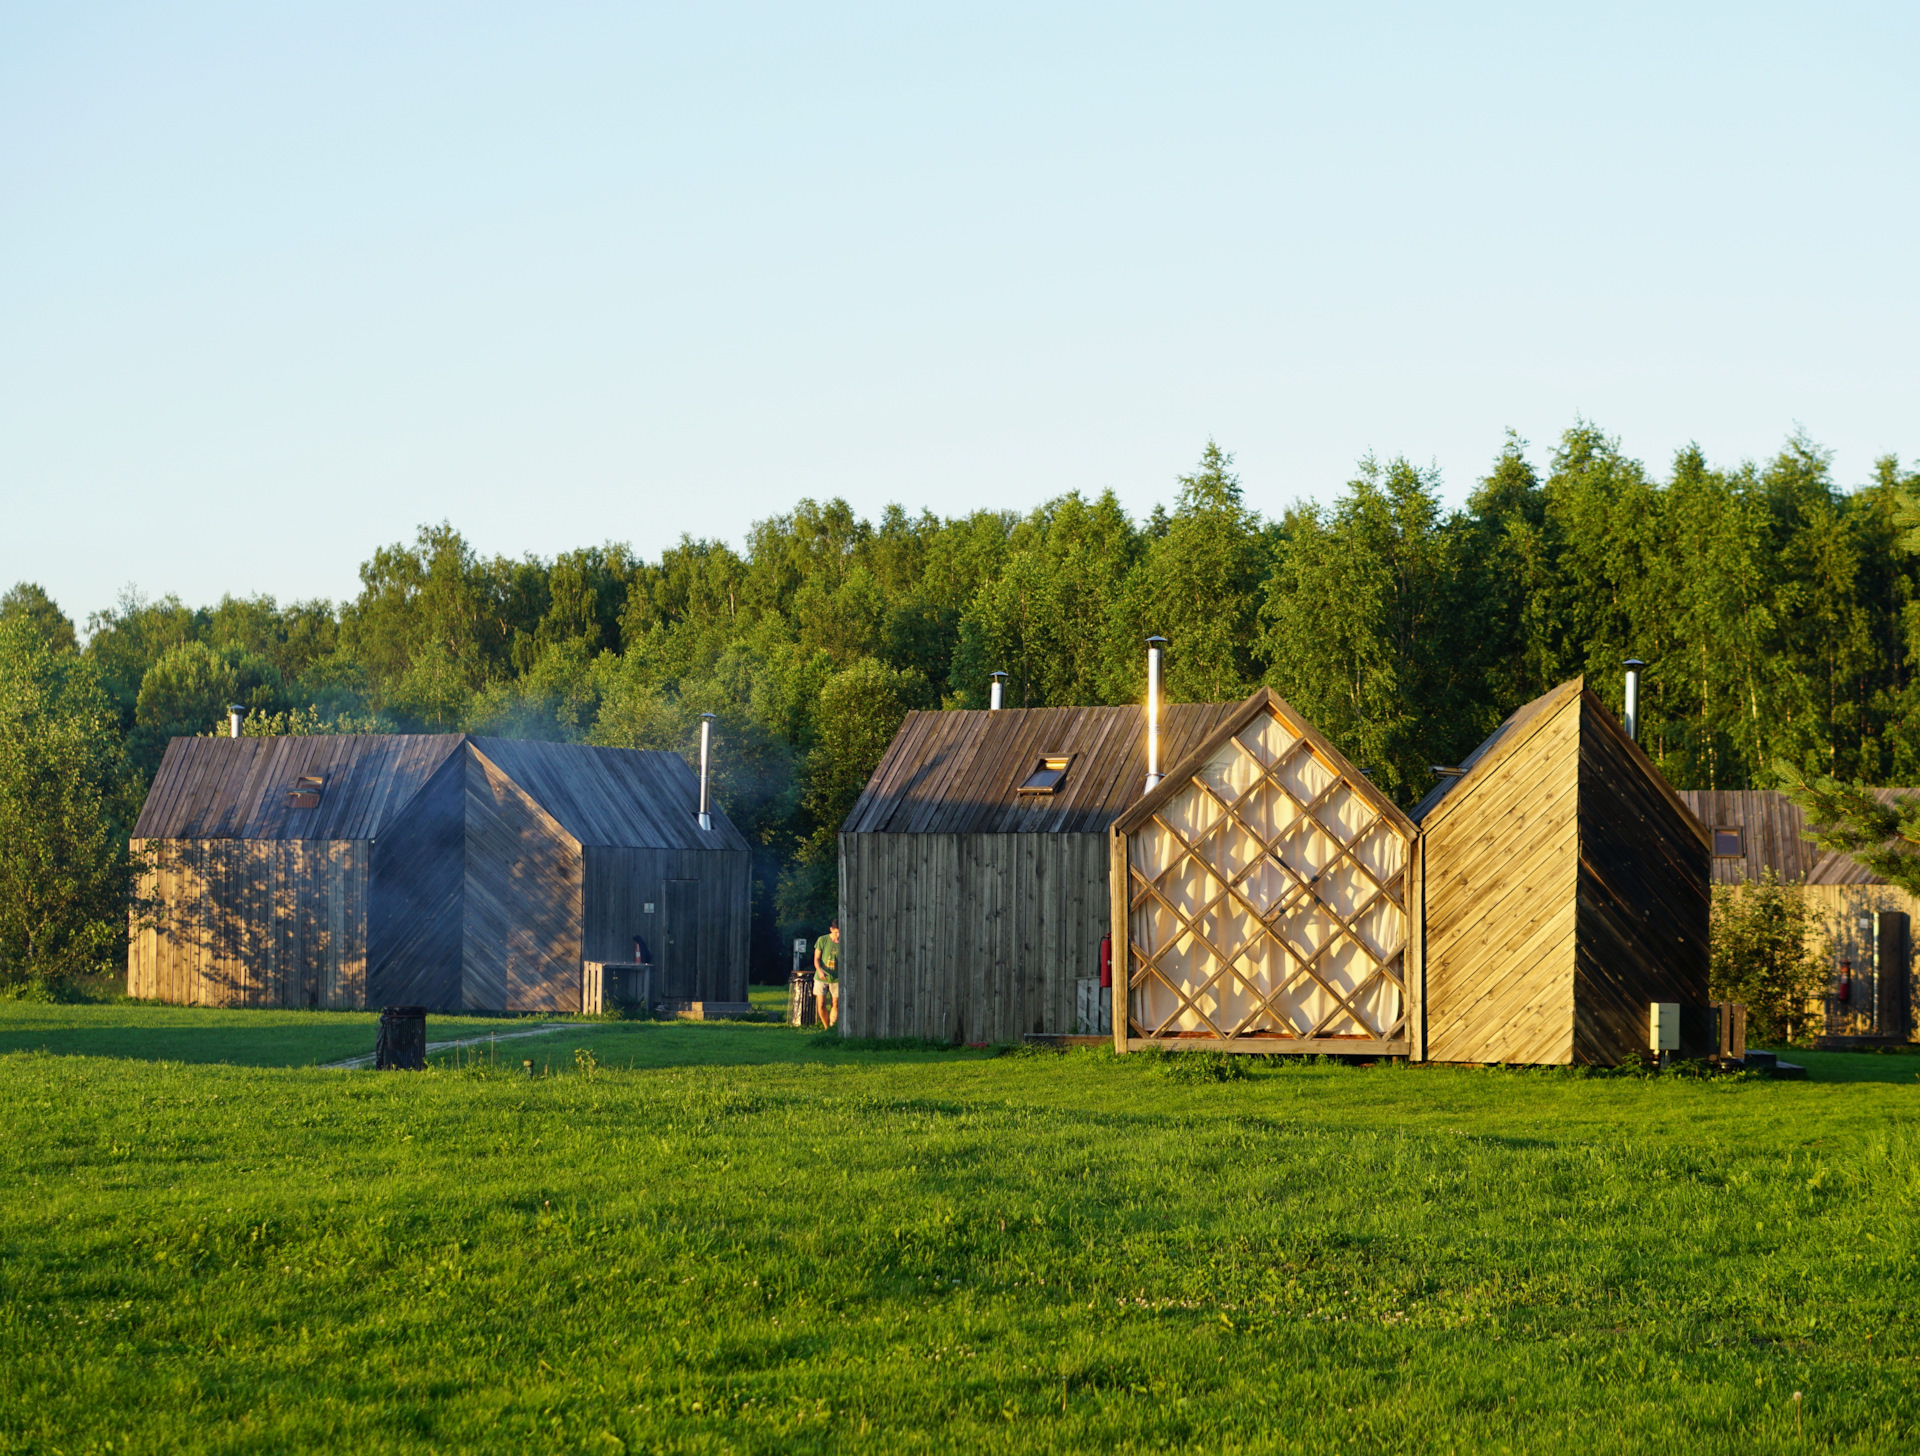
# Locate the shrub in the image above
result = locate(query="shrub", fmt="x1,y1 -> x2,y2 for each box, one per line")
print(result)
1710,870 -> 1828,1044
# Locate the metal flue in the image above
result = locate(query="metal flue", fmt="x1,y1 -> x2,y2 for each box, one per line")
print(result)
697,713 -> 716,831
1623,659 -> 1646,742
989,671 -> 1007,710
228,703 -> 245,739
1144,637 -> 1168,790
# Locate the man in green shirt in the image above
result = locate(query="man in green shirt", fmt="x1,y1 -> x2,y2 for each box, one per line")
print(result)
813,920 -> 841,1028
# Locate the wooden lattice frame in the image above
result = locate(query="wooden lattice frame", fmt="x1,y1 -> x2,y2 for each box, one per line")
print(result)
1115,697 -> 1416,1055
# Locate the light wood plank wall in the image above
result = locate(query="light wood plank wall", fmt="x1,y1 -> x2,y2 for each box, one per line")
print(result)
127,838 -> 367,1008
838,831 -> 1109,1043
1421,693 -> 1582,1065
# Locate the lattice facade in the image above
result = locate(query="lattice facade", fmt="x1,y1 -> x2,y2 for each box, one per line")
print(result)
1114,698 -> 1417,1053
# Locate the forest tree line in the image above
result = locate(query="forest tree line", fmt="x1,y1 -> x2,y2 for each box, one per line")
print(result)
4,422 -> 1919,985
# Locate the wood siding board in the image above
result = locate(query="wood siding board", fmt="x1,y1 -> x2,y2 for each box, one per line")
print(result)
1422,754 -> 1581,938
368,746 -> 466,1010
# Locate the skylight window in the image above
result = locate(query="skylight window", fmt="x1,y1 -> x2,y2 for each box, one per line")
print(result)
286,775 -> 325,809
1017,754 -> 1075,796
1712,828 -> 1742,857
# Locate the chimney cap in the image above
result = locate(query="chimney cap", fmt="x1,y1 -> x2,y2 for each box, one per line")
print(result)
699,711 -> 718,720
228,703 -> 246,713
1623,657 -> 1647,669
1145,635 -> 1169,647
990,670 -> 1008,680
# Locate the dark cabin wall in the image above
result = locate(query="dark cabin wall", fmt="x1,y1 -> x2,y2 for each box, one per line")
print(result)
582,846 -> 751,1003
839,831 -> 1109,1043
1419,692 -> 1581,1066
464,748 -> 583,1012
1573,695 -> 1712,1063
128,838 -> 367,1008
367,749 -> 466,1011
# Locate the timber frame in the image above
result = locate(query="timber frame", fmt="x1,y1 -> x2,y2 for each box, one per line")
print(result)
1109,687 -> 1421,1055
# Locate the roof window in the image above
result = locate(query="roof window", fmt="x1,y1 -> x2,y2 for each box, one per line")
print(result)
286,774 -> 325,809
1712,828 -> 1742,857
1017,754 -> 1075,796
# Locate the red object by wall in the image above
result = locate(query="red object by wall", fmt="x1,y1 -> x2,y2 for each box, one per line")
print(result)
1099,936 -> 1112,988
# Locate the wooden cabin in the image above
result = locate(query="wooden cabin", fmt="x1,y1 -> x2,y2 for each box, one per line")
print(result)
1411,678 -> 1710,1065
838,698 -> 1244,1043
128,735 -> 750,1014
1109,687 -> 1421,1054
1682,788 -> 1916,1040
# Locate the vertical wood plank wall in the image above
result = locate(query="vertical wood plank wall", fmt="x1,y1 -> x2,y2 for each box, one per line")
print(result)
582,846 -> 750,1005
839,831 -> 1109,1043
1421,693 -> 1581,1064
463,750 -> 582,1013
1571,695 -> 1712,1062
127,837 -> 367,1007
367,748 -> 466,1009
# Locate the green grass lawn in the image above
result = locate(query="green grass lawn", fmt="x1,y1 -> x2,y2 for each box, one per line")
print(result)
2,1007 -> 1916,1454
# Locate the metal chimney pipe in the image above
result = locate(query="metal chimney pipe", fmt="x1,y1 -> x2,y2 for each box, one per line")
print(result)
1144,637 -> 1168,790
697,713 -> 716,831
228,703 -> 245,739
989,671 -> 1007,711
1623,658 -> 1646,742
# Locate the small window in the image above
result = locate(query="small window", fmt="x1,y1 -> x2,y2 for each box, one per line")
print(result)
1017,753 -> 1075,796
286,774 -> 325,809
1713,828 -> 1742,857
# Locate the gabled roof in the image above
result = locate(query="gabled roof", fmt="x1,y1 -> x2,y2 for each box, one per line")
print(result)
470,738 -> 749,851
1409,680 -> 1578,822
132,734 -> 467,841
1112,686 -> 1418,840
1683,787 -> 1920,887
133,734 -> 749,851
842,700 -> 1245,836
1411,677 -> 1709,848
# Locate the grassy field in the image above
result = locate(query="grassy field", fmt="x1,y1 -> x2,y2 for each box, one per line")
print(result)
2,1005 -> 1917,1454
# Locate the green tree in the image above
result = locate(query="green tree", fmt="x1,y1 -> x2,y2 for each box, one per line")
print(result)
1124,442 -> 1270,703
1,583 -> 78,654
1776,762 -> 1920,895
1260,456 -> 1475,802
131,641 -> 284,773
0,620 -> 133,985
778,657 -> 929,926
1709,870 -> 1828,1043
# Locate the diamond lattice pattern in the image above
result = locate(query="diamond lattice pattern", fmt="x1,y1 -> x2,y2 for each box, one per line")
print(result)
1127,710 -> 1409,1043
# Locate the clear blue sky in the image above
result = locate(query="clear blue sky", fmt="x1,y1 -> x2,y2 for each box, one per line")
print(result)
4,3 -> 1916,627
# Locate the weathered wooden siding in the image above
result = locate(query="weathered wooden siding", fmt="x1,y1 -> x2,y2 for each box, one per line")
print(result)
838,831 -> 1109,1043
367,748 -> 466,1009
127,838 -> 367,1007
1420,688 -> 1581,1065
1572,695 -> 1712,1062
581,846 -> 750,1004
464,748 -> 582,1013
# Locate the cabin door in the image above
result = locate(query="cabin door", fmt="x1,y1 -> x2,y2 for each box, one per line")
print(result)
660,879 -> 702,1001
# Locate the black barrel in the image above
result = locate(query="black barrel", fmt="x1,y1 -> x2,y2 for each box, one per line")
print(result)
374,1006 -> 428,1070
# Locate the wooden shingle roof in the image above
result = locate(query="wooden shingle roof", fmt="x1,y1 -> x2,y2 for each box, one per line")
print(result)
132,735 -> 466,841
133,735 -> 748,851
842,700 -> 1244,836
1682,788 -> 1917,887
470,738 -> 749,851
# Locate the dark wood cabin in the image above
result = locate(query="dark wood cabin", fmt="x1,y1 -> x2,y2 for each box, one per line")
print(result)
1109,688 -> 1421,1055
838,698 -> 1243,1043
1411,678 -> 1710,1065
128,735 -> 750,1014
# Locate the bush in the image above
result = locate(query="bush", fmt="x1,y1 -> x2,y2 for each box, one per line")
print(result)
1710,870 -> 1828,1044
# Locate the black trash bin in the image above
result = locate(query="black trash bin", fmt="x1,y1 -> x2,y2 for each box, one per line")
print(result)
375,1006 -> 428,1070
